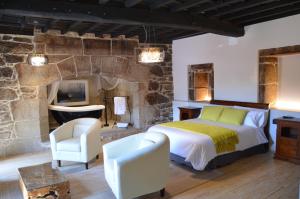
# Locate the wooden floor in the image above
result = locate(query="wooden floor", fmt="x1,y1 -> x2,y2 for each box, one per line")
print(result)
0,151 -> 299,199
173,153 -> 300,199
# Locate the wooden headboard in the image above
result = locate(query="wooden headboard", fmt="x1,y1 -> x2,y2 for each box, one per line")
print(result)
210,100 -> 269,110
210,100 -> 270,141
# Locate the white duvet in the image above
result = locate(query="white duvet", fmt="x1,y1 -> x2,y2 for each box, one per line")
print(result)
147,119 -> 268,170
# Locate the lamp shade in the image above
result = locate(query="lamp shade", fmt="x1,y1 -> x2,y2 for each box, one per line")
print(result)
28,54 -> 48,67
137,47 -> 165,63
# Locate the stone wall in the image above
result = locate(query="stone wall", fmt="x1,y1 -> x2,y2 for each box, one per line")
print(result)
0,35 -> 49,157
0,32 -> 173,158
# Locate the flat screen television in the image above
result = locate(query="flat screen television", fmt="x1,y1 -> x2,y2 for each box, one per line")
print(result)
54,80 -> 89,106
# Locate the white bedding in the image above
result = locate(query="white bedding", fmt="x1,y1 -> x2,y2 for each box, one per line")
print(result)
147,119 -> 268,170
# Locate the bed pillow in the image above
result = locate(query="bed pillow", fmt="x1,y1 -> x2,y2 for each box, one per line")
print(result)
200,106 -> 224,121
234,106 -> 269,128
217,108 -> 248,125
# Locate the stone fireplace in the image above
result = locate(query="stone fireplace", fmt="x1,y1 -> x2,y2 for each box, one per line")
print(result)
0,31 -> 173,158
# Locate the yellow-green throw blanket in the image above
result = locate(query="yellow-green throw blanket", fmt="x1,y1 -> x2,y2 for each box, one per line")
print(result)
160,121 -> 239,154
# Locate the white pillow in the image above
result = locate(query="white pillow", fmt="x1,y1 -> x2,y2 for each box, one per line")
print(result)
234,106 -> 269,128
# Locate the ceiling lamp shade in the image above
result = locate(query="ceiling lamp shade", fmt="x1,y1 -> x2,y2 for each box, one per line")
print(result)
28,54 -> 48,67
137,47 -> 165,63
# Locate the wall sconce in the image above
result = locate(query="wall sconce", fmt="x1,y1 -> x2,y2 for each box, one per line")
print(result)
137,47 -> 165,63
28,54 -> 48,67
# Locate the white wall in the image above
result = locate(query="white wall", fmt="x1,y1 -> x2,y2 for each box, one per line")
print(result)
172,14 -> 300,151
278,54 -> 300,103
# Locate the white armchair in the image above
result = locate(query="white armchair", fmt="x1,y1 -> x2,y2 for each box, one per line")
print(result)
103,132 -> 170,199
49,118 -> 102,169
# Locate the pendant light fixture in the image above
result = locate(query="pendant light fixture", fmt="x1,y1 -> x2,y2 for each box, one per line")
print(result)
28,26 -> 48,67
137,26 -> 165,64
28,54 -> 48,67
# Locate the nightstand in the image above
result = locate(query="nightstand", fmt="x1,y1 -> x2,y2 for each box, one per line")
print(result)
178,106 -> 201,121
273,117 -> 300,164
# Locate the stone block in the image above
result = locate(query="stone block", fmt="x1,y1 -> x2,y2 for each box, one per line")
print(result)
101,57 -> 115,74
146,93 -> 169,105
0,80 -> 18,88
148,80 -> 159,91
164,51 -> 172,62
126,63 -> 150,83
35,43 -> 45,54
0,123 -> 13,131
38,86 -> 48,99
0,88 -> 18,101
83,39 -> 111,55
20,86 -> 38,99
114,57 -> 129,76
16,63 -> 60,86
0,101 -> 9,112
0,132 -> 10,139
91,56 -> 102,74
259,84 -> 277,104
0,123 -> 13,140
150,65 -> 163,77
74,56 -> 91,75
0,41 -> 33,54
57,57 -> 76,78
4,54 -> 24,63
14,120 -> 41,138
112,40 -> 138,56
39,99 -> 49,118
40,117 -> 50,142
259,63 -> 278,84
47,55 -> 71,64
2,35 -> 12,41
45,35 -> 83,55
34,34 -> 46,43
0,67 -> 14,79
5,138 -> 44,156
0,111 -> 12,123
13,37 -> 32,43
0,57 -> 5,66
161,83 -> 173,91
11,99 -> 40,121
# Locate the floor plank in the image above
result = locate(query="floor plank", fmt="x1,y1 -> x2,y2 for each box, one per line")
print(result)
0,151 -> 299,199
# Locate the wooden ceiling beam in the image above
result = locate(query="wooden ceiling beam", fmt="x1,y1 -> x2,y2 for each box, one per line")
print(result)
150,0 -> 177,9
225,0 -> 300,21
125,0 -> 143,8
121,26 -> 140,34
81,22 -> 102,35
192,0 -> 245,14
98,24 -> 126,34
43,19 -> 59,32
212,0 -> 277,17
237,4 -> 300,25
241,8 -> 300,26
0,0 -> 245,37
98,0 -> 110,4
171,0 -> 210,12
62,21 -> 82,34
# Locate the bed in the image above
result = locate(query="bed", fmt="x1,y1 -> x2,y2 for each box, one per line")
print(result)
147,100 -> 270,171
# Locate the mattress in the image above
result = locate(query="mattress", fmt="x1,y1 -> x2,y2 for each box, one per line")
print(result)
147,119 -> 268,170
